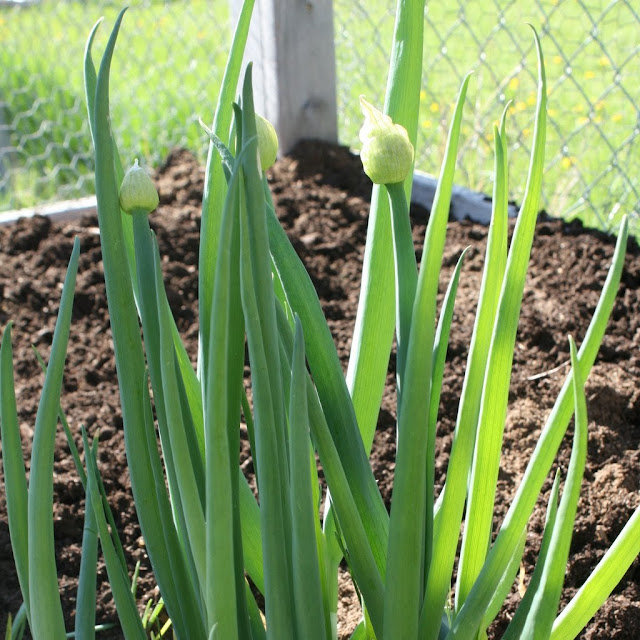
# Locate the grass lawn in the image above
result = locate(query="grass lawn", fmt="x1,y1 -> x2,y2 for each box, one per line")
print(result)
1,0 -> 638,236
335,0 -> 639,234
0,0 -> 230,210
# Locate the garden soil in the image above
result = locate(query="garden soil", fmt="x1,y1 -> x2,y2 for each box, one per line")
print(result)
0,141 -> 639,639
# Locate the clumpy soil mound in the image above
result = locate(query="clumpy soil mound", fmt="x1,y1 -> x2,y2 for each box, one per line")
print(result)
1,141 -> 639,638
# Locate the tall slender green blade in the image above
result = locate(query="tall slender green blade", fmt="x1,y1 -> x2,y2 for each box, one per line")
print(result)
83,17 -> 102,143
455,31 -> 547,611
279,294 -> 384,628
27,237 -> 79,640
238,67 -> 295,639
385,181 -> 417,394
502,473 -> 562,640
424,247 -> 468,587
289,318 -> 328,640
199,0 -> 255,380
91,12 -> 206,637
347,0 -> 426,454
75,438 -> 99,640
82,431 -> 146,640
131,212 -> 192,526
266,202 -> 389,580
552,502 -> 640,639
448,216 -> 628,638
518,337 -> 588,639
422,112 -> 510,640
274,297 -> 381,635
204,150 -> 247,637
33,348 -> 87,489
153,235 -> 207,588
0,324 -> 30,623
384,74 -> 470,640
480,521 -> 528,637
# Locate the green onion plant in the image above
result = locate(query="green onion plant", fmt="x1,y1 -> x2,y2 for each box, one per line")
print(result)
2,1 -> 639,639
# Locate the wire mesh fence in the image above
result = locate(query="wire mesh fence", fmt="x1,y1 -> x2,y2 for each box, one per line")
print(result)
1,0 -> 638,235
0,0 -> 231,211
335,0 -> 640,234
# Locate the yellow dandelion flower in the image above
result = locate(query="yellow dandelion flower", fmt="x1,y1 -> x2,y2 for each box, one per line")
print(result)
508,77 -> 520,91
553,55 -> 563,65
599,55 -> 610,67
561,156 -> 576,170
548,108 -> 558,117
612,113 -> 623,123
516,101 -> 527,112
420,90 -> 427,100
584,70 -> 596,80
577,116 -> 590,126
526,94 -> 536,106
522,127 -> 532,138
430,102 -> 440,113
422,119 -> 432,128
594,101 -> 605,112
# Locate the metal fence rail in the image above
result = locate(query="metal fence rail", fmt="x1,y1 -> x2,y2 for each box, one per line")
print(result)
2,0 -> 638,234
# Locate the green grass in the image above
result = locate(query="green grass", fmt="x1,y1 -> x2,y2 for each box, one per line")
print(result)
335,0 -> 640,235
1,0 -> 638,237
0,0 -> 230,211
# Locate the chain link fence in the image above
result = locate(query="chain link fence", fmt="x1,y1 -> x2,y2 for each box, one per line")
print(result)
335,0 -> 639,233
0,0 -> 231,211
2,0 -> 639,235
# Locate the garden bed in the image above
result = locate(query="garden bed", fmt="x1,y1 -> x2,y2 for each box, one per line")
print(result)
0,140 -> 638,638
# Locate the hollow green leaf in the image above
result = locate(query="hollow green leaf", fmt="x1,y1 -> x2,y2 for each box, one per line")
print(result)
480,521 -> 528,636
152,233 -> 207,590
238,67 -> 295,639
347,0 -> 426,455
82,430 -> 146,640
199,0 -> 255,381
422,108 -> 509,640
552,502 -> 640,639
384,73 -> 470,640
204,141 -> 248,637
91,12 -> 206,637
27,236 -> 79,640
448,215 -> 628,638
266,190 -> 389,575
424,246 -> 469,584
502,472 -> 561,640
385,181 -> 417,393
517,337 -> 588,639
455,29 -> 547,613
0,324 -> 30,622
289,317 -> 328,640
75,436 -> 100,640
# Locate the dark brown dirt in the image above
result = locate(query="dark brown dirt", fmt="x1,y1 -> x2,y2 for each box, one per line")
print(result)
0,141 -> 639,638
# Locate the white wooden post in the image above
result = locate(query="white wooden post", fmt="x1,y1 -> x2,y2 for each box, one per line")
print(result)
230,0 -> 338,154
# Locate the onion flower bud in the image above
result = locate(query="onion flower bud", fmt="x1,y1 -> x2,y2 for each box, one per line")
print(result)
119,159 -> 159,215
256,113 -> 279,171
359,96 -> 414,185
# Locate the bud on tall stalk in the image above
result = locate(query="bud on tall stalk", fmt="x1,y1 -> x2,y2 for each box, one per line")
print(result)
359,96 -> 414,185
119,159 -> 159,215
256,113 -> 278,171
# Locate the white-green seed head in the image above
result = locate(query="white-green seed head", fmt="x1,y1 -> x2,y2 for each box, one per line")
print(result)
359,96 -> 414,185
119,159 -> 159,215
256,113 -> 279,171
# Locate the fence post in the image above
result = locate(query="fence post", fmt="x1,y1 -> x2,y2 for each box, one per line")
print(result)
230,0 -> 338,154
